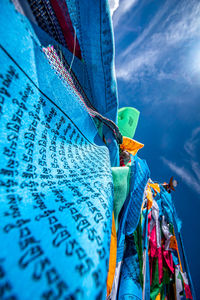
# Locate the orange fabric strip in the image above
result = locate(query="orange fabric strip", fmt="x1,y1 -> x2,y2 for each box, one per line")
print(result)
120,136 -> 144,156
146,184 -> 153,210
149,182 -> 161,194
107,213 -> 117,296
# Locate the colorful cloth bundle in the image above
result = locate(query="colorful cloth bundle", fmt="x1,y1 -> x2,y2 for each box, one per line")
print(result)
140,181 -> 193,299
107,107 -> 195,299
107,156 -> 195,299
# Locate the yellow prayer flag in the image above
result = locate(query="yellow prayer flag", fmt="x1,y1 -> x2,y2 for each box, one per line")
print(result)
120,136 -> 144,156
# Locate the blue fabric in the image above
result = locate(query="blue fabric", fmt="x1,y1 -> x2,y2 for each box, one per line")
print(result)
125,156 -> 150,235
29,0 -> 120,166
0,1 -> 115,299
104,129 -> 120,167
157,186 -> 182,232
66,0 -> 118,123
118,236 -> 142,299
117,155 -> 150,261
31,21 -> 94,112
65,0 -> 120,166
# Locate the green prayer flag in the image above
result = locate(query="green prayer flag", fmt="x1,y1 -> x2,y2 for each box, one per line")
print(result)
118,107 -> 140,138
112,166 -> 131,232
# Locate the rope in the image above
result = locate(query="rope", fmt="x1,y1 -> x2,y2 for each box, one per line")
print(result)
69,27 -> 76,73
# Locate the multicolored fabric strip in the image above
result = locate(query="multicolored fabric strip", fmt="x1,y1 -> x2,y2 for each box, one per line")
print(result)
27,0 -> 118,123
28,0 -> 82,59
42,45 -> 122,145
109,179 -> 195,299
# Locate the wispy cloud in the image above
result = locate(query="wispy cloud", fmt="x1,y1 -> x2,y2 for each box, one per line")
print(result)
117,0 -> 138,14
184,127 -> 200,158
161,126 -> 200,195
117,49 -> 158,80
184,126 -> 200,184
108,0 -> 119,16
116,0 -> 200,83
121,1 -> 171,58
161,157 -> 200,195
112,0 -> 138,27
191,161 -> 200,182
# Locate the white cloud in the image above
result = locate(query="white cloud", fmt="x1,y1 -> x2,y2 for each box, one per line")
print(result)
112,0 -> 138,26
156,71 -> 179,82
121,1 -> 170,58
191,161 -> 200,182
116,0 -> 200,82
183,126 -> 200,183
184,127 -> 200,158
119,0 -> 138,14
161,127 -> 200,195
116,49 -> 158,81
108,0 -> 119,16
161,157 -> 200,195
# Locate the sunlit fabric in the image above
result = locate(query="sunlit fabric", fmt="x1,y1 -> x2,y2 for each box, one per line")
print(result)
0,1 -> 116,298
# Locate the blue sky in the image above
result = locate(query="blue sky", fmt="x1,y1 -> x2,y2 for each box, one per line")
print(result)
111,0 -> 200,294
